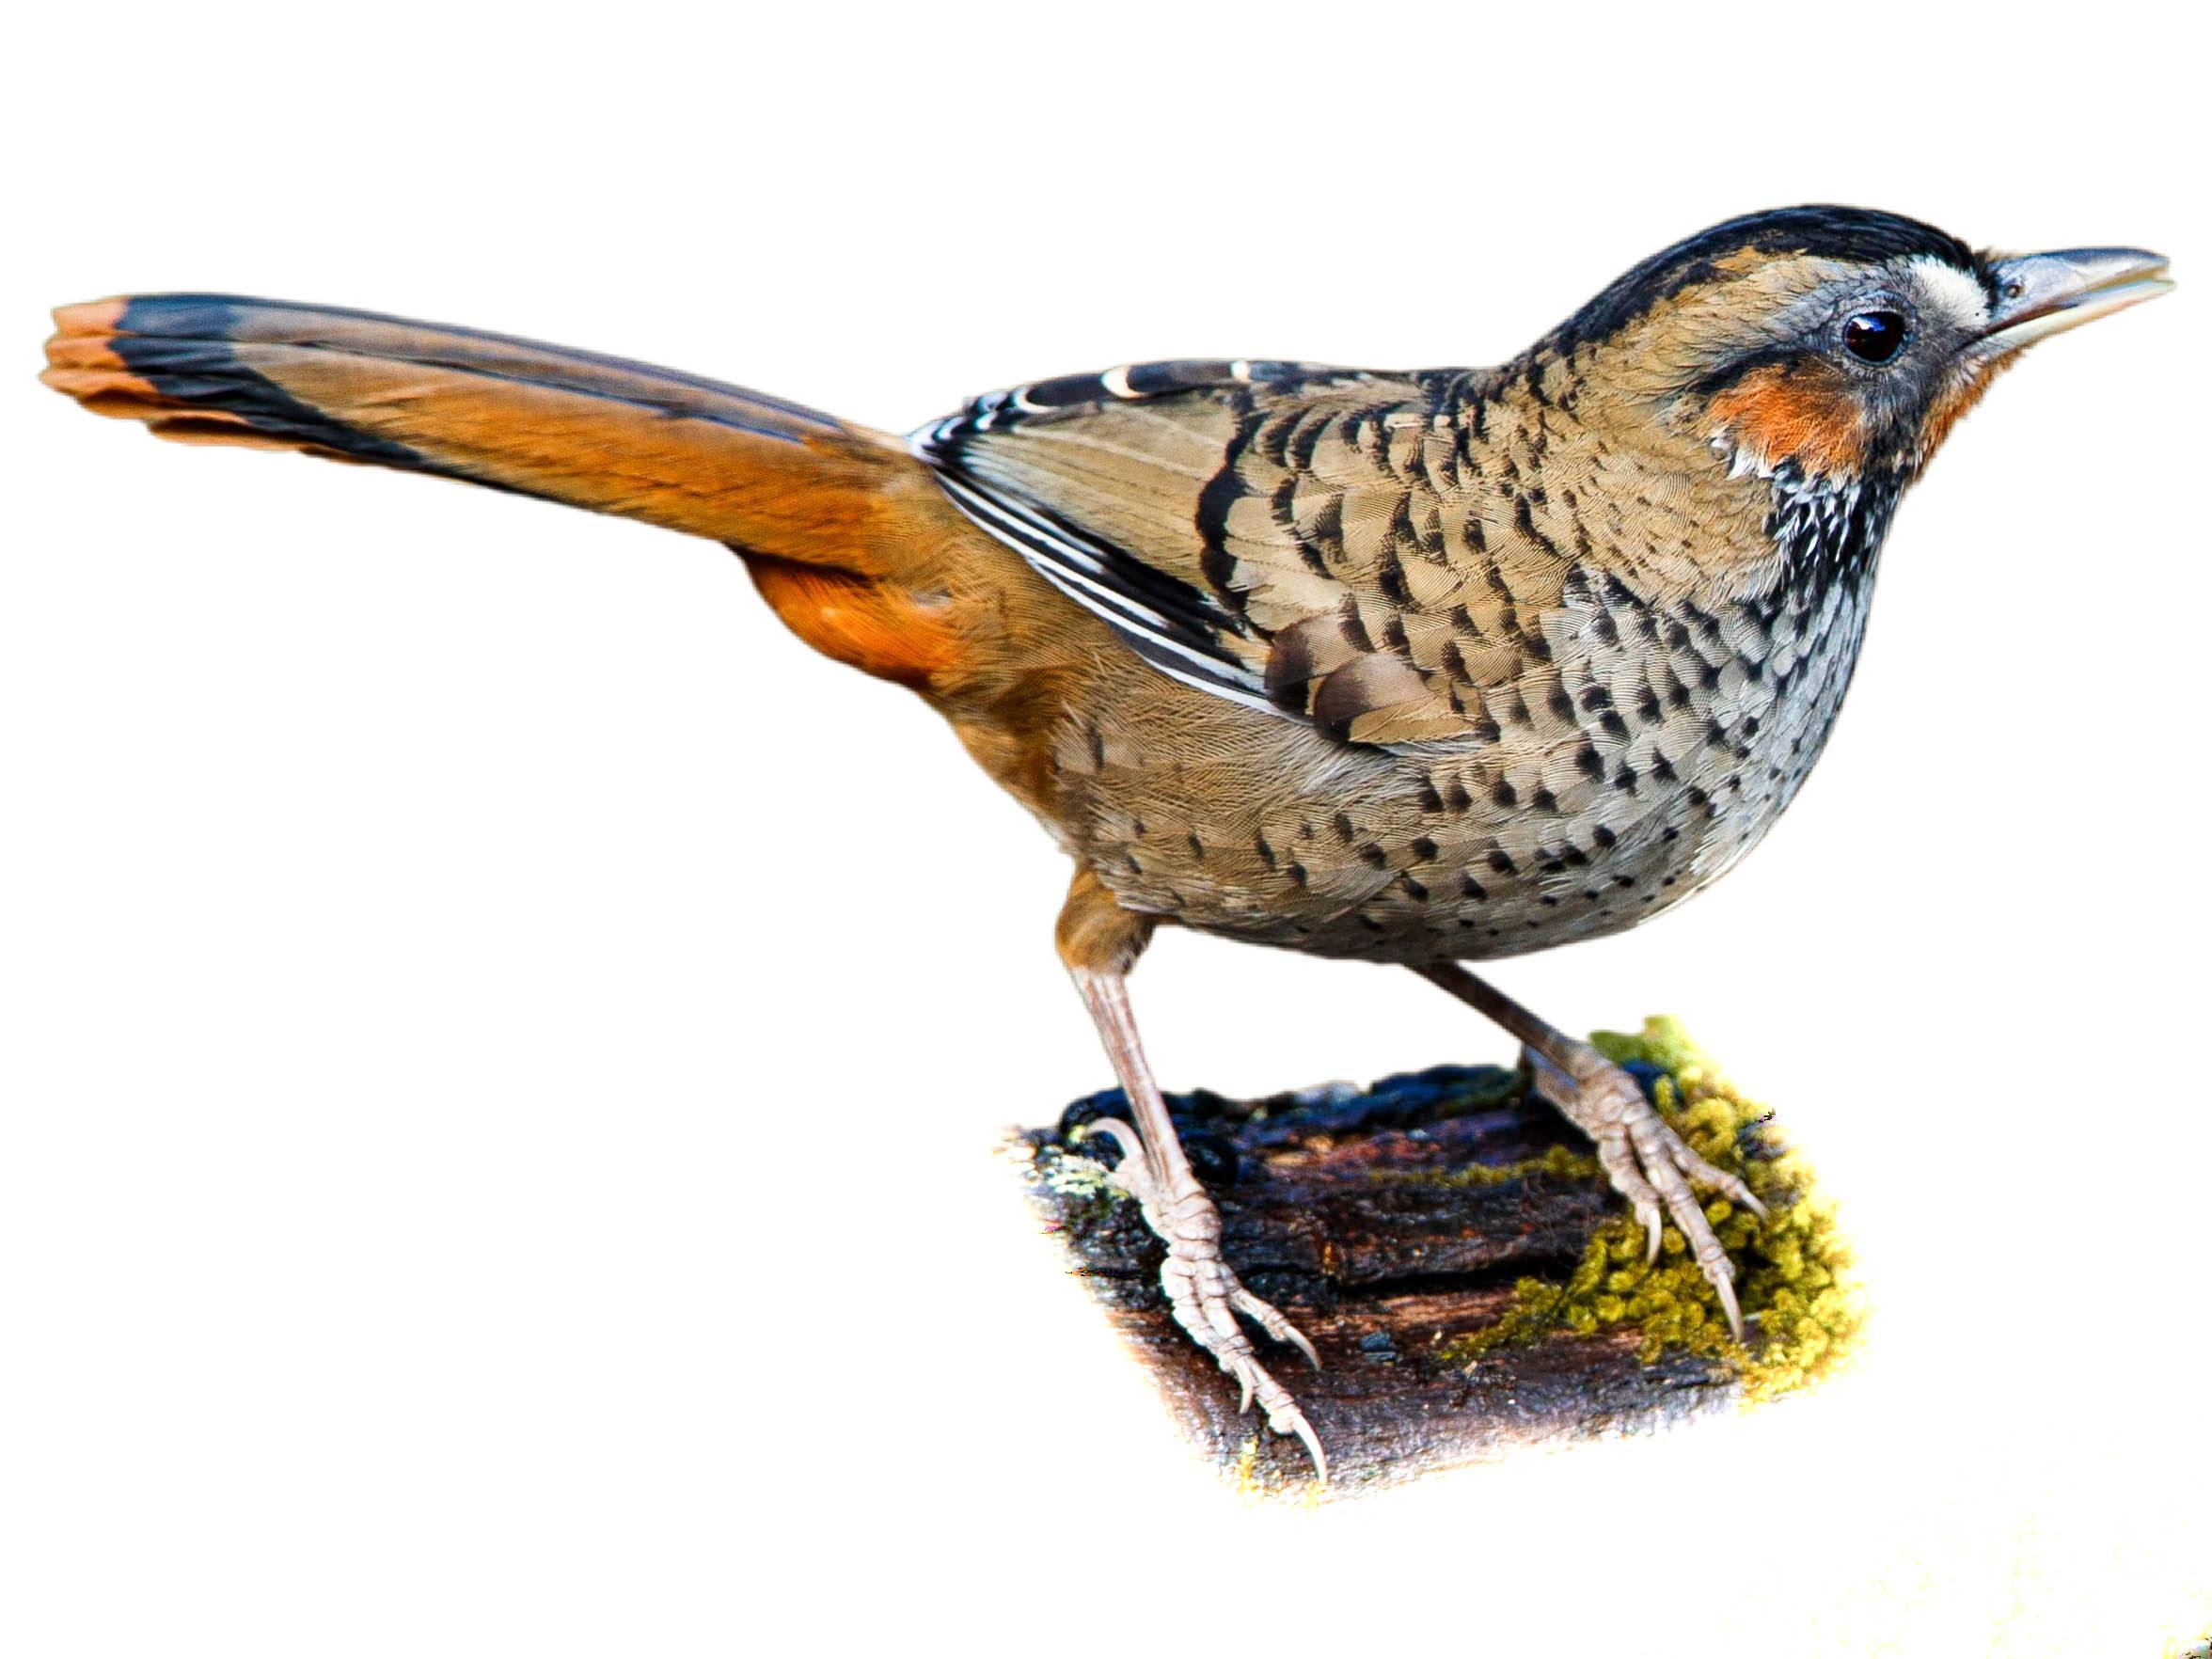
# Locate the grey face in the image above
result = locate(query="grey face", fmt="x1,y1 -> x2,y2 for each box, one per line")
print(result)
1677,245 -> 2168,485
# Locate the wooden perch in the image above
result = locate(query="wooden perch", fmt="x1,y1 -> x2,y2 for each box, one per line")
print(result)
1015,1019 -> 1860,1497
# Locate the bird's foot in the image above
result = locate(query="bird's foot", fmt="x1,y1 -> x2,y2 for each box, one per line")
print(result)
1082,1118 -> 1327,1480
1525,1047 -> 1768,1340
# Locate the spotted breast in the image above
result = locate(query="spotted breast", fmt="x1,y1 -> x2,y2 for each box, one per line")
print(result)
915,346 -> 1896,963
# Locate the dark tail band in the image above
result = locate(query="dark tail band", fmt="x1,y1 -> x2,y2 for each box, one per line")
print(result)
43,293 -> 909,551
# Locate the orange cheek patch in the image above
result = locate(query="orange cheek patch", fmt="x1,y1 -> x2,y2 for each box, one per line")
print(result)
1708,366 -> 1868,476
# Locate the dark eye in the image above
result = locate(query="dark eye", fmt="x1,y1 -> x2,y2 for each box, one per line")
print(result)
1841,310 -> 1908,364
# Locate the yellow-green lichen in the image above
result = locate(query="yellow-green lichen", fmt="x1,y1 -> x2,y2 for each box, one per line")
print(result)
1229,1435 -> 1261,1497
1035,1142 -> 1121,1201
1443,1017 -> 1865,1404
1375,1141 -> 1601,1190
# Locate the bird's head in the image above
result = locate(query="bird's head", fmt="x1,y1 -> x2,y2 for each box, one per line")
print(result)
1550,206 -> 2171,491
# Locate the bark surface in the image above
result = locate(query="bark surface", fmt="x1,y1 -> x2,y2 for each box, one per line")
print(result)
1018,1054 -> 1766,1496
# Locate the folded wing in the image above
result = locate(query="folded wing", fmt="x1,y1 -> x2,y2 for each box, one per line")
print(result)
913,357 -> 1538,746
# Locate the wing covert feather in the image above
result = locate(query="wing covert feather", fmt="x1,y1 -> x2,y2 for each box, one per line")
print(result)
913,358 -> 1540,746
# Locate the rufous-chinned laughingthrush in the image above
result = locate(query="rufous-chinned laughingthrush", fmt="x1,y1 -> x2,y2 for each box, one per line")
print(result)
42,207 -> 2172,1476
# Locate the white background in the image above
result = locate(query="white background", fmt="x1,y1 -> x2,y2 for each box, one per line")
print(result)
3,7 -> 2205,1655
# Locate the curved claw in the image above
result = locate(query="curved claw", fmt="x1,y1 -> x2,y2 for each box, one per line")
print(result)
1077,1115 -> 1140,1162
1166,1277 -> 1329,1477
1231,1286 -> 1322,1370
1717,1169 -> 1769,1221
1712,1267 -> 1745,1343
1669,1133 -> 1769,1222
1237,1355 -> 1329,1484
1079,1117 -> 1156,1201
1626,1111 -> 1751,1342
1112,1134 -> 1331,1478
1537,1050 -> 1767,1345
1280,1405 -> 1328,1485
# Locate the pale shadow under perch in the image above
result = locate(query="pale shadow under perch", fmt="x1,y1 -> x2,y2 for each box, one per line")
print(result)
1016,1019 -> 1861,1496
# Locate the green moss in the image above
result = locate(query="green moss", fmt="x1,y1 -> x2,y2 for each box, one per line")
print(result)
1376,1141 -> 1601,1190
1442,1017 -> 1864,1404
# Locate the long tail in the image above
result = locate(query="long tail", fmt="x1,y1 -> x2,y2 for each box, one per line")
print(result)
42,293 -> 976,686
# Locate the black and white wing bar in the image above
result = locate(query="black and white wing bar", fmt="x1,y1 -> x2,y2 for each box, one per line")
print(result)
921,466 -> 1281,715
908,357 -> 1384,719
930,357 -> 1354,435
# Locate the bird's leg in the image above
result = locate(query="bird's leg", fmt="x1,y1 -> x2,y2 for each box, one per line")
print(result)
1069,970 -> 1327,1476
1413,961 -> 1766,1340
1057,873 -> 1325,1477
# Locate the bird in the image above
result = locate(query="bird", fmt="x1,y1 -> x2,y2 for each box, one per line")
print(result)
41,207 -> 2171,1478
